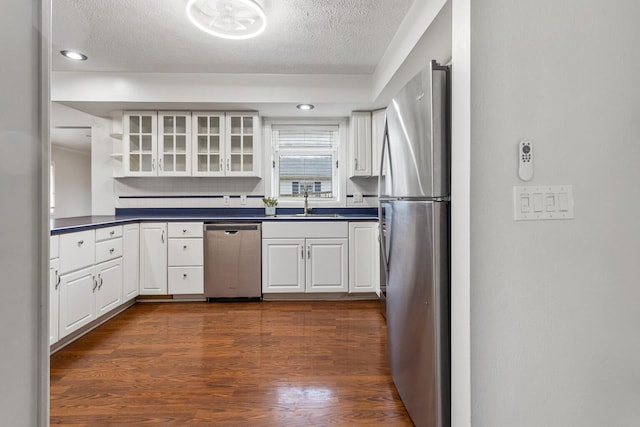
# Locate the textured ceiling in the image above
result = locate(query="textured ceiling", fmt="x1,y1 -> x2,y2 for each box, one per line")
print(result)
52,0 -> 414,74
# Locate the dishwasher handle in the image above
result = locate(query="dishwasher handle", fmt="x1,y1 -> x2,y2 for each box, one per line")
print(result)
205,223 -> 260,232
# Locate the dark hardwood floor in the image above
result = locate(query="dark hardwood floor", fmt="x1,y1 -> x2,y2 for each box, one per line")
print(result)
50,300 -> 412,426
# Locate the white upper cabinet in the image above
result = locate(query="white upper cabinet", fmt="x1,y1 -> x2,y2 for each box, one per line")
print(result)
225,112 -> 260,177
350,111 -> 372,177
158,112 -> 192,176
121,111 -> 260,177
123,111 -> 158,176
192,112 -> 225,176
349,110 -> 386,177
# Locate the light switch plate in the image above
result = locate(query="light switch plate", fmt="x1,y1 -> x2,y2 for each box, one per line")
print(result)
223,195 -> 230,206
240,195 -> 247,205
353,192 -> 363,204
514,185 -> 574,221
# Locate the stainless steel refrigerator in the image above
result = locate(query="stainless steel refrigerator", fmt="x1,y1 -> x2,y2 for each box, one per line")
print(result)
378,60 -> 450,427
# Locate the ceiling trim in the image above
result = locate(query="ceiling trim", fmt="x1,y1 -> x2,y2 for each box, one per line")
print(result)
52,72 -> 372,105
372,0 -> 448,100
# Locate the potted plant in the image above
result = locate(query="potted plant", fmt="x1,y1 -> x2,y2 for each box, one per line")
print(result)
262,197 -> 278,216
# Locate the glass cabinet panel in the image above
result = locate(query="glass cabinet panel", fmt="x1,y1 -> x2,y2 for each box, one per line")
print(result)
158,112 -> 191,175
124,112 -> 157,175
225,113 -> 258,175
192,113 -> 225,176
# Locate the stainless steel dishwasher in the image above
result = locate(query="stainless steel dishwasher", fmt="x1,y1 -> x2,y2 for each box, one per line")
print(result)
204,223 -> 262,301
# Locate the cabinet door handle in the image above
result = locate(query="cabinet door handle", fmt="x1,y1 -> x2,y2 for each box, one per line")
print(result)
354,158 -> 358,170
161,230 -> 165,244
78,240 -> 84,246
300,245 -> 304,260
98,274 -> 103,290
227,158 -> 230,171
159,157 -> 163,171
152,158 -> 156,171
55,270 -> 60,290
92,276 -> 98,293
183,245 -> 187,249
219,158 -> 223,172
307,246 -> 311,259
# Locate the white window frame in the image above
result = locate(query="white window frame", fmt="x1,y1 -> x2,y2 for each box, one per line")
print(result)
263,118 -> 348,207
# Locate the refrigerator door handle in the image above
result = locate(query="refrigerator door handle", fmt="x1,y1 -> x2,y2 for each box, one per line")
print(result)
378,202 -> 392,279
378,120 -> 393,199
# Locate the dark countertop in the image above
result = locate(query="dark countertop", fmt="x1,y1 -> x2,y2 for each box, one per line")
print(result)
50,208 -> 378,235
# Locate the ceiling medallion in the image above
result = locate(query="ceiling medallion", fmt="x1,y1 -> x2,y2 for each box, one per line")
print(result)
186,0 -> 267,40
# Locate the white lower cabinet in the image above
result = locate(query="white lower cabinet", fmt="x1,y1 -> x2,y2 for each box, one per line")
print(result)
168,267 -> 204,294
140,222 -> 168,295
348,222 -> 380,294
95,258 -> 123,316
262,222 -> 349,293
167,222 -> 204,294
59,266 -> 98,339
306,238 -> 348,292
122,223 -> 140,300
49,258 -> 60,345
262,238 -> 306,292
58,259 -> 123,340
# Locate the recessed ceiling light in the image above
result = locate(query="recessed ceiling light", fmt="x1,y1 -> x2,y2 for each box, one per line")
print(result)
60,50 -> 88,61
296,104 -> 315,111
186,0 -> 267,40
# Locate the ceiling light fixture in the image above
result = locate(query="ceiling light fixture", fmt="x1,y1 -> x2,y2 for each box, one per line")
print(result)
186,0 -> 267,40
296,104 -> 315,111
60,50 -> 87,61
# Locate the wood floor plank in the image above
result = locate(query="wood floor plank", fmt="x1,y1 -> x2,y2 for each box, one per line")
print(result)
50,301 -> 412,426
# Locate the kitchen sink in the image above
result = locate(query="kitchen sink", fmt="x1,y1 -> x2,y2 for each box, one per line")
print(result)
276,213 -> 340,218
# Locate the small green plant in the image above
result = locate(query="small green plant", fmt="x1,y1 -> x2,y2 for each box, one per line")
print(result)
262,197 -> 278,207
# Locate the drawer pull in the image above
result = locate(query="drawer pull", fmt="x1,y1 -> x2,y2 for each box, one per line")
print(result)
78,240 -> 84,246
109,248 -> 115,254
183,245 -> 188,249
182,229 -> 187,233
109,230 -> 115,236
183,273 -> 188,279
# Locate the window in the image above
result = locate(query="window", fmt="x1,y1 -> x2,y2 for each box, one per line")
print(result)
291,181 -> 322,195
271,124 -> 339,200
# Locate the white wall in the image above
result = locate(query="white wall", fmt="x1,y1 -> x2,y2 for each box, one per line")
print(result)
450,0 -> 471,425
469,1 -> 640,426
52,145 -> 91,217
0,0 -> 48,425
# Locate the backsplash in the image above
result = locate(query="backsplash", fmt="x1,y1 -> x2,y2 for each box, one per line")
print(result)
114,176 -> 379,209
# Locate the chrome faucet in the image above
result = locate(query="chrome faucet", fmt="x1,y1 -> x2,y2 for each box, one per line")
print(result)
303,186 -> 311,215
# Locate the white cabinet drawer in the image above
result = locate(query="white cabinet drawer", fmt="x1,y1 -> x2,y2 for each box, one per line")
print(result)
168,222 -> 203,238
59,230 -> 95,274
262,221 -> 348,239
168,238 -> 203,266
95,225 -> 123,242
168,267 -> 204,294
95,238 -> 123,264
50,235 -> 59,259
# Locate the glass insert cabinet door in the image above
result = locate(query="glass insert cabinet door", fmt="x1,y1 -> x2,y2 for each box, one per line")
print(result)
225,113 -> 259,176
124,112 -> 157,176
192,112 -> 225,177
158,112 -> 192,176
